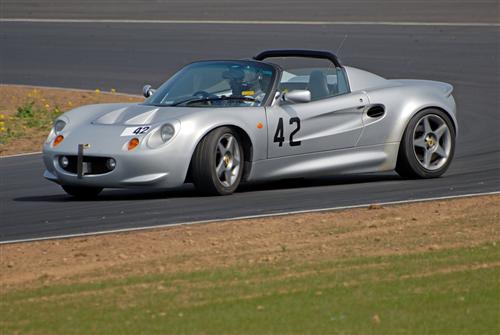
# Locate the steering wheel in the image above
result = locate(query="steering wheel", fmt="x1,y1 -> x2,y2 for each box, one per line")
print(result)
193,90 -> 219,106
193,91 -> 214,99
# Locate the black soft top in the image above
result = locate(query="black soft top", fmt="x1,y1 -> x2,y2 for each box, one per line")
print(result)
253,49 -> 342,68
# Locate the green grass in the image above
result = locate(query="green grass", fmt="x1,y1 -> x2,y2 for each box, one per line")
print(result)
2,244 -> 499,334
0,101 -> 62,145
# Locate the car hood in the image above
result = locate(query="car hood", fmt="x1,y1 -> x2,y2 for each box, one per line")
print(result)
90,103 -> 205,126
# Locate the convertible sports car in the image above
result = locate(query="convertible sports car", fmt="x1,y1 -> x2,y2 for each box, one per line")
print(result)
43,49 -> 457,197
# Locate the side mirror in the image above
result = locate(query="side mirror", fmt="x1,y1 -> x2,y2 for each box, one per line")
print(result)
142,85 -> 156,98
282,90 -> 311,103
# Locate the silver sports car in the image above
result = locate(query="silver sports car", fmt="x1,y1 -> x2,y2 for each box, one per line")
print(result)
43,49 -> 457,197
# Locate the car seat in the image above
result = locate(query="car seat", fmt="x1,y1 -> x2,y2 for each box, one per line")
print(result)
308,70 -> 330,100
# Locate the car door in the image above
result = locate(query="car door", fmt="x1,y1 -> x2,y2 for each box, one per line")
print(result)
266,91 -> 368,159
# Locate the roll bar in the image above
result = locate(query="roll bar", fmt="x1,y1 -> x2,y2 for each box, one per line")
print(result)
253,49 -> 342,68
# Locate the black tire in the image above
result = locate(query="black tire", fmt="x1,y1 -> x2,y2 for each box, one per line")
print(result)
62,185 -> 103,199
191,127 -> 244,195
396,108 -> 455,179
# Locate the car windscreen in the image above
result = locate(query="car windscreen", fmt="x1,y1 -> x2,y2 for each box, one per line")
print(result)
144,61 -> 276,107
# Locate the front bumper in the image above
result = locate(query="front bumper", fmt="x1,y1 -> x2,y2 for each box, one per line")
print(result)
42,128 -> 189,189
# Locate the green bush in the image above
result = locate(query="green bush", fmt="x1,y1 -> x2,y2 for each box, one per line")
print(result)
16,101 -> 36,119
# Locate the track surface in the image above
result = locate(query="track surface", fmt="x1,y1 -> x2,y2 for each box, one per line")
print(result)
1,2 -> 499,242
2,0 -> 498,23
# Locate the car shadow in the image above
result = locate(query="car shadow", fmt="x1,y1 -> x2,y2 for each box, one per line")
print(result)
13,185 -> 197,203
13,172 -> 402,203
237,172 -> 401,193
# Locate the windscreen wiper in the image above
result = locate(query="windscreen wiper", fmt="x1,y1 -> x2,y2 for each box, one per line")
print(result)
171,95 -> 258,106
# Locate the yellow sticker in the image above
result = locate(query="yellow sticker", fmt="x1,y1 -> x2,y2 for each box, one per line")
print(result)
241,90 -> 255,96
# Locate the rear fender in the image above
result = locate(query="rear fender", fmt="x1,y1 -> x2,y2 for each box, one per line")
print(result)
358,85 -> 457,146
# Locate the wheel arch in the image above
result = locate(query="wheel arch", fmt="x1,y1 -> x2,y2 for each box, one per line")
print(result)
184,124 -> 255,183
393,104 -> 457,163
395,105 -> 456,178
409,105 -> 457,135
391,99 -> 458,146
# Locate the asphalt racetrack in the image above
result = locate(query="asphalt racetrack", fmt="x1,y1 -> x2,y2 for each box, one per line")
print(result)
0,1 -> 499,242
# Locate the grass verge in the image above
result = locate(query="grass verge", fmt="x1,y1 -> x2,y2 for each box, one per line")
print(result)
1,244 -> 498,334
0,85 -> 141,156
1,195 -> 499,334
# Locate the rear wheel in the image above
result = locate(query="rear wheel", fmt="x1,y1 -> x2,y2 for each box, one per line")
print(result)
191,127 -> 244,195
62,185 -> 103,199
396,108 -> 455,178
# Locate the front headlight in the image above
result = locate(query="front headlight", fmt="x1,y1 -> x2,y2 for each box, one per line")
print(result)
54,120 -> 66,133
145,120 -> 180,149
160,124 -> 175,142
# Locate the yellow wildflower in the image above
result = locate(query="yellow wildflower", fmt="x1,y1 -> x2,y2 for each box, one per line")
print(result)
45,104 -> 50,109
95,89 -> 101,94
0,114 -> 4,119
0,121 -> 4,127
111,88 -> 116,93
0,128 -> 6,132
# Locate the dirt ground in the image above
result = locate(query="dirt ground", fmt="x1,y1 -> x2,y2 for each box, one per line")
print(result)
1,195 -> 498,290
0,85 -> 142,155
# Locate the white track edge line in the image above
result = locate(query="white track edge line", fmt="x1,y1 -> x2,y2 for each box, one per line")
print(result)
2,190 -> 499,245
0,151 -> 42,158
1,18 -> 499,27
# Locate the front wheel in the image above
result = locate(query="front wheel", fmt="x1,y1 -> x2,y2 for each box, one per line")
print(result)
62,185 -> 103,199
191,127 -> 244,195
396,108 -> 455,178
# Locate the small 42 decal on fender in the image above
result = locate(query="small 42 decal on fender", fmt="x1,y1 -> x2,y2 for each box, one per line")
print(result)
120,126 -> 151,137
273,117 -> 301,147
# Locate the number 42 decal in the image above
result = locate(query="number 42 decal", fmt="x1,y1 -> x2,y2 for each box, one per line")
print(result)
132,126 -> 150,135
273,117 -> 301,147
120,126 -> 151,137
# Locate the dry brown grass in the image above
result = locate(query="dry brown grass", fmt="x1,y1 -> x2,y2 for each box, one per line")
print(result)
0,85 -> 142,155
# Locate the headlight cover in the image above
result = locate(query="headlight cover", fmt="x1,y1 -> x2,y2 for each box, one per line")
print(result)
46,118 -> 68,144
146,120 -> 180,149
160,124 -> 175,142
54,119 -> 66,133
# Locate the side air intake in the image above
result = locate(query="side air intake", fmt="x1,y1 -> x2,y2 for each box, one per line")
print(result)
367,105 -> 385,118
